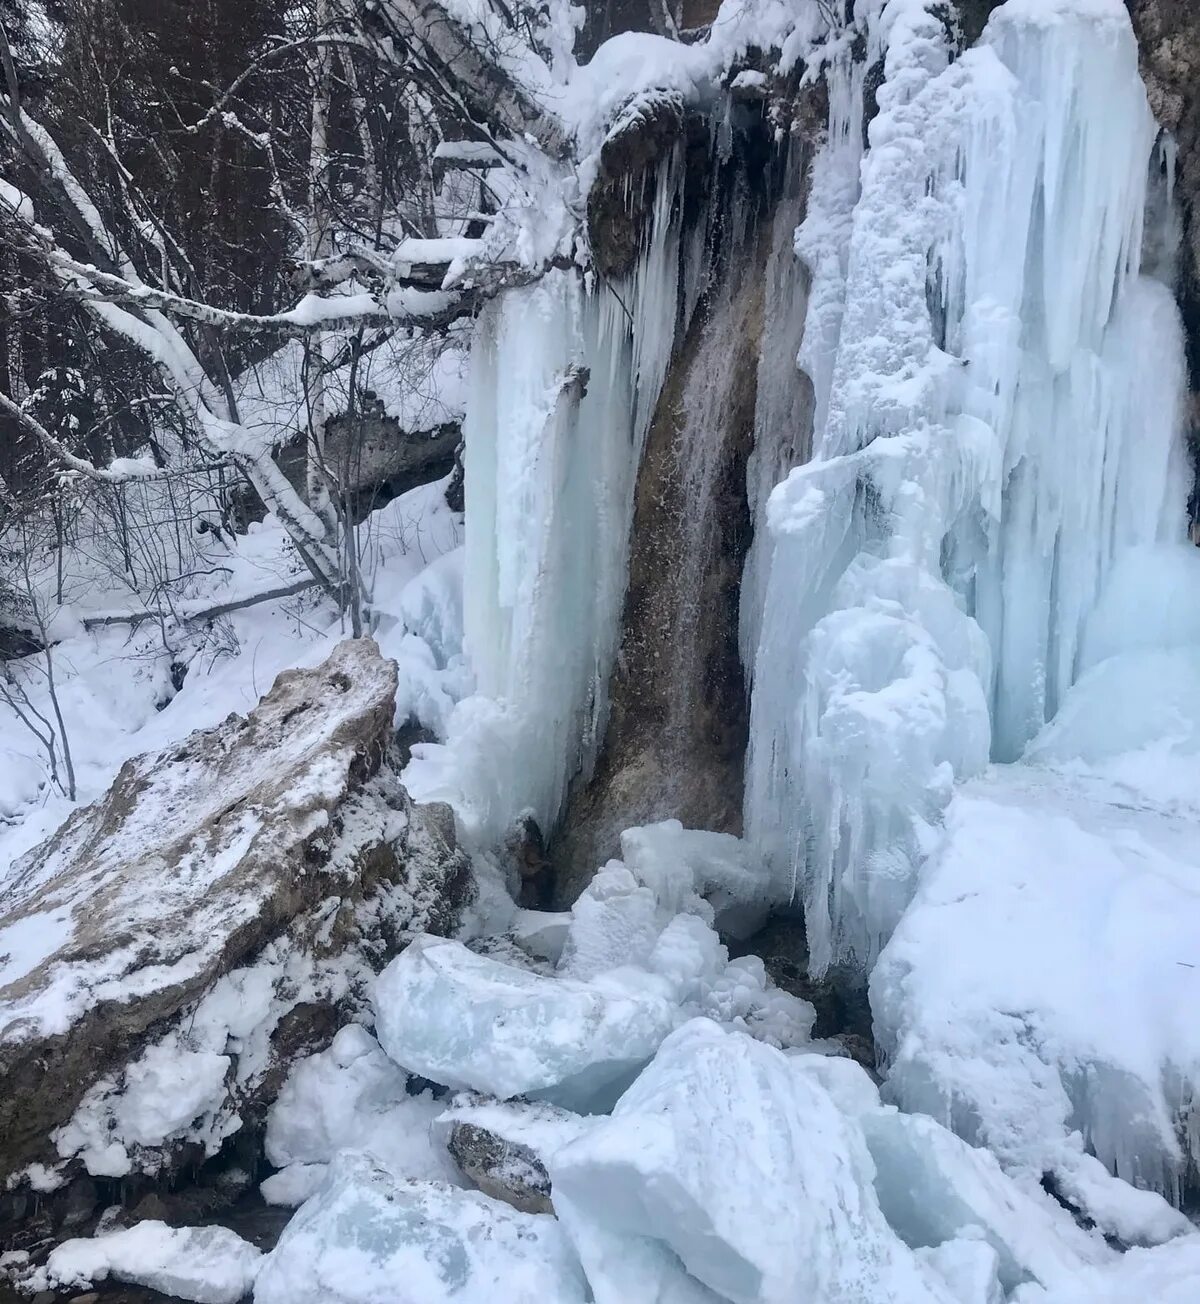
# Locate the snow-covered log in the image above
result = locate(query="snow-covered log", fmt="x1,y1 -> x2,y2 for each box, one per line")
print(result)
371,0 -> 570,160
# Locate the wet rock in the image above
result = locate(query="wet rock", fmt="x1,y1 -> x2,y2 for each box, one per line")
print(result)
447,1122 -> 554,1215
586,92 -> 688,278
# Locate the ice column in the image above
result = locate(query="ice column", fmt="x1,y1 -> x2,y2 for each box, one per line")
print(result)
745,0 -> 1188,975
406,162 -> 682,844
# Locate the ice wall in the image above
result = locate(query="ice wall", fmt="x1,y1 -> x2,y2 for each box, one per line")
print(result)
405,162 -> 682,845
745,0 -> 1190,976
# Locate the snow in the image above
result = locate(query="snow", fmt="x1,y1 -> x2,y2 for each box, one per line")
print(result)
262,1024 -> 462,1196
871,758 -> 1200,1220
433,1094 -> 593,1166
0,177 -> 35,220
1011,1236 -> 1200,1304
234,330 -> 468,455
36,1221 -> 261,1304
917,1239 -> 1003,1304
253,1152 -> 588,1304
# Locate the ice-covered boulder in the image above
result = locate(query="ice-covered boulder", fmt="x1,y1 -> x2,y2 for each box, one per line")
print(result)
872,760 -> 1200,1229
34,1220 -> 261,1304
444,1122 -> 552,1213
548,1019 -> 954,1304
262,1024 -> 460,1201
373,935 -> 679,1110
0,639 -> 474,1196
253,1151 -> 588,1304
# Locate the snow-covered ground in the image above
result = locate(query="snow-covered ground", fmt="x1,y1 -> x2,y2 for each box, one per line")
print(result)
0,476 -> 464,872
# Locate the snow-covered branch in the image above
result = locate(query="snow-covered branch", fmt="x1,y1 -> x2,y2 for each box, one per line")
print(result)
0,392 -> 225,485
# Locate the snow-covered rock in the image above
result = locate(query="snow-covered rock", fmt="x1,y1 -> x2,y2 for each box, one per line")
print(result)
548,1019 -> 954,1304
872,759 -> 1200,1225
253,1151 -> 588,1304
35,1220 -> 261,1304
0,639 -> 474,1187
434,1095 -> 593,1212
373,935 -> 679,1110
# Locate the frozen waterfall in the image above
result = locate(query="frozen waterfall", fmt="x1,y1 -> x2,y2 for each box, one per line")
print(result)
745,0 -> 1191,976
405,162 -> 683,845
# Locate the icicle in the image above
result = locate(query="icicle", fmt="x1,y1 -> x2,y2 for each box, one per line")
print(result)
740,137 -> 816,671
406,158 -> 684,846
744,0 -> 1189,975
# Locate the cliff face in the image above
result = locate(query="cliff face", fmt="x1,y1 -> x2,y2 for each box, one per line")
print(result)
1128,0 -> 1200,516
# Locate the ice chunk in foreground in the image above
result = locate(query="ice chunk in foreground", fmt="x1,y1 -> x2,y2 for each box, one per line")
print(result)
861,1107 -> 1109,1291
548,1019 -> 952,1304
38,1221 -> 260,1304
788,1050 -> 882,1117
554,1198 -> 727,1304
373,935 -> 678,1109
263,1024 -> 459,1190
254,1152 -> 588,1304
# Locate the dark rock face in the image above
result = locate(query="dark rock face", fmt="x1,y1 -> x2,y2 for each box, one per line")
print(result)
1127,0 -> 1200,519
554,110 -> 812,904
586,92 -> 689,279
277,410 -> 461,524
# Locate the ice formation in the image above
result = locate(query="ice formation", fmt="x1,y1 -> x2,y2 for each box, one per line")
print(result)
372,826 -> 812,1111
404,165 -> 684,844
36,1222 -> 261,1304
549,1019 -> 957,1304
745,0 -> 1190,976
253,1152 -> 588,1304
373,934 -> 682,1109
871,758 -> 1200,1222
262,1024 -> 461,1202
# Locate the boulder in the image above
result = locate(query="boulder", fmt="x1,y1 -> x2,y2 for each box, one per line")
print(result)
0,639 -> 473,1199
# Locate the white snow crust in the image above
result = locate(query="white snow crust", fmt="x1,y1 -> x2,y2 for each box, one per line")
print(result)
36,1221 -> 261,1304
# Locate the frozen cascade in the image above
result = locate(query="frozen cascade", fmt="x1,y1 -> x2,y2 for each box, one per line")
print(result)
745,0 -> 1190,976
404,160 -> 683,845
742,40 -> 867,672
739,138 -> 818,672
